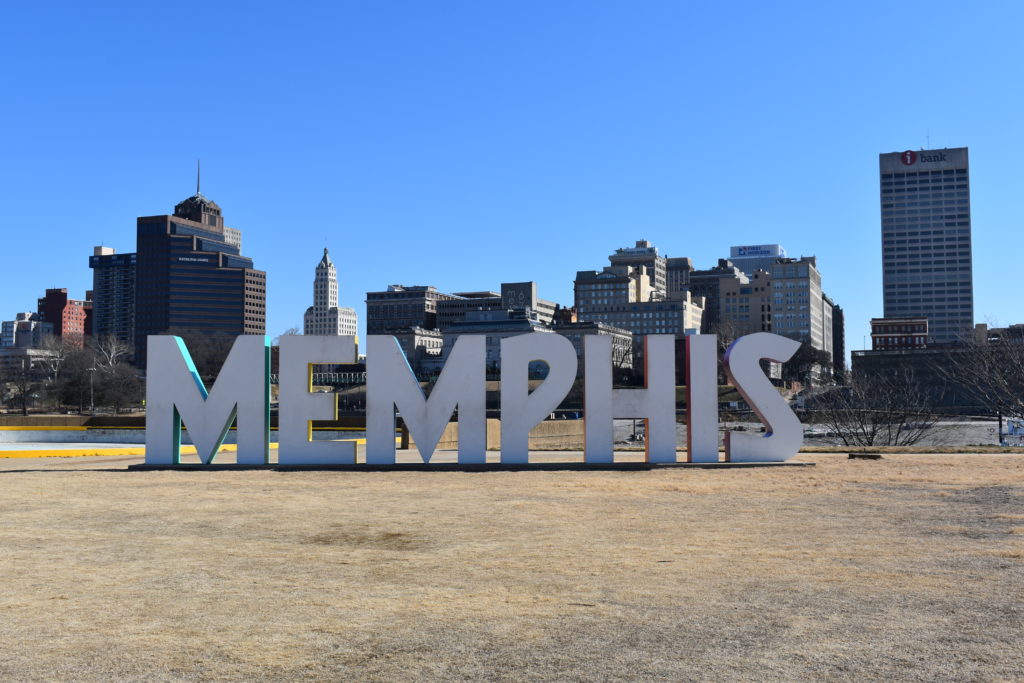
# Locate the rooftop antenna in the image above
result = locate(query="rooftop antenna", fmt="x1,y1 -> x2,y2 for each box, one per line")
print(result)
926,129 -> 930,148
196,159 -> 201,196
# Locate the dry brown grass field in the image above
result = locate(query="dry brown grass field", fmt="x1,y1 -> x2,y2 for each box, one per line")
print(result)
1,452 -> 1022,681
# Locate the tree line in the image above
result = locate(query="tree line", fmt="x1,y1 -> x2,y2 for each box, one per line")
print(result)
803,335 -> 1024,447
0,335 -> 142,415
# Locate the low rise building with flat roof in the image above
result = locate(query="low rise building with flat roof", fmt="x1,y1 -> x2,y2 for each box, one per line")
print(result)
553,320 -> 633,376
871,317 -> 928,351
1,313 -> 52,349
432,309 -> 553,376
666,257 -> 694,297
574,267 -> 703,337
719,269 -> 772,338
728,244 -> 787,276
688,259 -> 746,333
366,285 -> 456,334
390,326 -> 444,371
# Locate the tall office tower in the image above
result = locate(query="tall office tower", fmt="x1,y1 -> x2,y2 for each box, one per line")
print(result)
37,288 -> 91,348
880,147 -> 973,344
728,244 -> 786,276
609,240 -> 667,295
831,303 -> 846,377
770,257 -> 831,353
134,187 -> 266,366
89,246 -> 136,349
303,248 -> 357,337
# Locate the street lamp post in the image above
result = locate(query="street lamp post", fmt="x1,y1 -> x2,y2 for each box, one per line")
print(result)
88,367 -> 96,414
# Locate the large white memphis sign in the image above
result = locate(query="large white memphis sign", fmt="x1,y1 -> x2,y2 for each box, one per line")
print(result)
145,332 -> 803,466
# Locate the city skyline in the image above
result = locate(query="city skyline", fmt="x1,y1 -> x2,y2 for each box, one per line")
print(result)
3,3 -> 1023,357
0,148 -> 1000,358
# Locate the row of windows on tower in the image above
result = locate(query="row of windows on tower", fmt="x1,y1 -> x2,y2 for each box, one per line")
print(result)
882,200 -> 968,208
884,266 -> 971,274
881,183 -> 968,192
884,222 -> 971,230
888,307 -> 970,313
885,284 -> 971,291
881,169 -> 967,179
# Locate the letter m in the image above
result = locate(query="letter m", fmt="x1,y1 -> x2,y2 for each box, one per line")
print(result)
145,335 -> 270,465
366,335 -> 485,464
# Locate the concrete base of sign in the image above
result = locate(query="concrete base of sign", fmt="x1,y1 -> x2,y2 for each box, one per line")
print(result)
128,460 -> 814,472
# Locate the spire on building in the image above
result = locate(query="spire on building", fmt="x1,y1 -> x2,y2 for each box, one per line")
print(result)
174,162 -> 223,228
304,247 -> 357,337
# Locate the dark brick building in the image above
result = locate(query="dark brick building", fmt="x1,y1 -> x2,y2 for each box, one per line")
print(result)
134,190 -> 265,366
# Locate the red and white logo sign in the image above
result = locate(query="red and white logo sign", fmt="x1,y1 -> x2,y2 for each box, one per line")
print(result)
900,150 -> 917,166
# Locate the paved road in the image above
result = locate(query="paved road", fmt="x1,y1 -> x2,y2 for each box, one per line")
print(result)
612,418 -> 1006,448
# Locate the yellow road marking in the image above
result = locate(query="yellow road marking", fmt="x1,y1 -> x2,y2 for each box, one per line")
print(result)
0,437 -> 392,459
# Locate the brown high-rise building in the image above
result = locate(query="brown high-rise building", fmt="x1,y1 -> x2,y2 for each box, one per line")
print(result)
37,288 -> 91,348
134,182 -> 265,367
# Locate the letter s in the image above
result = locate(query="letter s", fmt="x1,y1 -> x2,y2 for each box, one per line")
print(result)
723,333 -> 803,462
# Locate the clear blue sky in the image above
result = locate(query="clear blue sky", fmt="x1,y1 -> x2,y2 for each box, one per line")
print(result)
2,1 -> 1022,355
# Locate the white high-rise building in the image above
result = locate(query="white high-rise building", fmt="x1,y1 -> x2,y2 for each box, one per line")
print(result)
880,147 -> 973,344
303,248 -> 358,337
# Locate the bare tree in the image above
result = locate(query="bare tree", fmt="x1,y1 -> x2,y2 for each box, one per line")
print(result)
808,369 -> 943,447
165,328 -> 236,386
54,345 -> 94,413
709,320 -> 743,354
98,363 -> 143,414
82,334 -> 141,414
1,357 -> 39,416
90,334 -> 132,372
273,327 -> 301,345
705,321 -> 745,385
611,339 -> 638,385
935,337 -> 1024,421
37,334 -> 68,368
37,335 -> 68,409
782,345 -> 833,386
